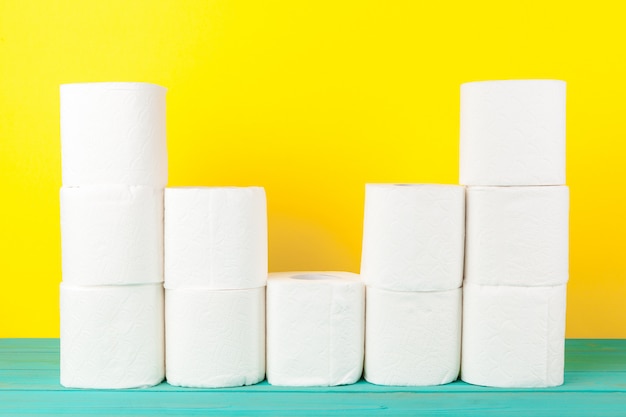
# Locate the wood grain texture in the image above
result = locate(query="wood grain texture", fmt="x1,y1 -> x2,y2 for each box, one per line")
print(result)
1,339 -> 625,416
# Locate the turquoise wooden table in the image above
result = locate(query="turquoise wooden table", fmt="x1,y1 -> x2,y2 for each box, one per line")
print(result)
1,339 -> 625,416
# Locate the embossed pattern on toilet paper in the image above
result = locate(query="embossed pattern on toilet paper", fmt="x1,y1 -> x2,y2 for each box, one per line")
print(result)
60,82 -> 167,187
460,80 -> 566,186
165,287 -> 265,388
546,283 -> 567,386
465,186 -> 569,286
60,283 -> 164,389
461,283 -> 566,388
361,184 -> 465,291
165,187 -> 267,290
266,272 -> 364,386
328,277 -> 366,386
61,185 -> 164,286
365,286 -> 461,386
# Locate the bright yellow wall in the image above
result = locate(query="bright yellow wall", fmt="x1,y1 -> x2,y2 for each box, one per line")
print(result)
1,1 -> 625,338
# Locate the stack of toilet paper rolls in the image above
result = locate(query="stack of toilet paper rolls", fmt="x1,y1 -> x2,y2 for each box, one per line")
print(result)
361,184 -> 465,385
460,80 -> 569,388
59,83 -> 167,388
164,187 -> 267,388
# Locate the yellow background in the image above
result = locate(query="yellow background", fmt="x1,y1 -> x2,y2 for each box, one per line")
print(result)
1,1 -> 625,338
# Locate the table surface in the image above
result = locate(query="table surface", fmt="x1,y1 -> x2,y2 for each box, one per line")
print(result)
1,339 -> 625,416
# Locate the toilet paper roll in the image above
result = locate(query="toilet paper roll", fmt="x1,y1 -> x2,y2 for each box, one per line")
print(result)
164,187 -> 267,290
266,271 -> 364,386
60,283 -> 164,389
461,283 -> 566,388
460,79 -> 566,186
364,286 -> 461,386
165,287 -> 265,388
60,82 -> 167,187
465,186 -> 569,286
361,184 -> 465,291
61,185 -> 163,286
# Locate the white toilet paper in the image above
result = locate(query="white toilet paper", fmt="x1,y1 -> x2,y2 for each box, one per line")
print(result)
165,287 -> 265,388
460,79 -> 566,186
461,283 -> 566,388
164,187 -> 267,290
364,286 -> 461,386
361,184 -> 465,292
60,82 -> 167,187
60,283 -> 164,389
61,185 -> 164,286
465,186 -> 569,286
266,271 -> 364,386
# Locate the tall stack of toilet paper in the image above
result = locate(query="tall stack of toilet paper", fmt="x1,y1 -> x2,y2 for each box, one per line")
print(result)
164,187 -> 267,388
361,184 -> 465,385
460,80 -> 568,387
59,83 -> 167,388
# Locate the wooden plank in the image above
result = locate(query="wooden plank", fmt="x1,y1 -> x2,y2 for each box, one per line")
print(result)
565,339 -> 626,371
3,340 -> 626,375
0,338 -> 59,353
1,339 -> 626,416
2,370 -> 626,393
1,391 -> 625,416
0,352 -> 59,370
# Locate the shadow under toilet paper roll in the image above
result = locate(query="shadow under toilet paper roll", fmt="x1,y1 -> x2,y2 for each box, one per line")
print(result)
266,271 -> 364,387
60,283 -> 164,389
461,283 -> 567,388
60,82 -> 167,187
165,287 -> 265,388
